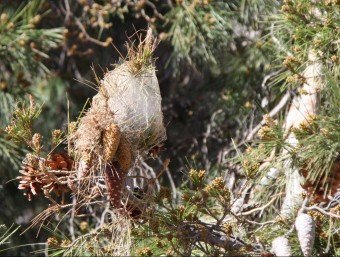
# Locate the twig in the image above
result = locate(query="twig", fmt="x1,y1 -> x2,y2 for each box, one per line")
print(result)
166,0 -> 173,8
69,196 -> 76,241
297,197 -> 309,216
43,189 -> 59,205
250,220 -> 276,234
141,160 -> 160,190
98,201 -> 111,229
326,192 -> 340,209
156,158 -> 170,180
58,0 -> 109,47
63,0 -> 71,23
238,193 -> 282,216
73,18 -> 109,47
157,158 -> 177,201
246,91 -> 292,140
197,230 -> 246,250
145,0 -> 165,20
304,205 -> 340,219
261,68 -> 286,90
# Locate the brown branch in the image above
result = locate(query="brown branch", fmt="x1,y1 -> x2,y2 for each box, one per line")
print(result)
73,18 -> 109,47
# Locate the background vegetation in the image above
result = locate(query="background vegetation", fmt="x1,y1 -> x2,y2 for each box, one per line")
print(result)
0,0 -> 339,256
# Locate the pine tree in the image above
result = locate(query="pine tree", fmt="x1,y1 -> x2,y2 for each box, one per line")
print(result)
0,0 -> 339,256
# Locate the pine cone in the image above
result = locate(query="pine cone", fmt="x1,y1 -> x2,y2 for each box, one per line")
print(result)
17,152 -> 74,201
17,164 -> 43,201
272,236 -> 292,257
48,152 -> 74,170
295,213 -> 315,257
103,124 -> 121,162
104,161 -> 126,208
115,135 -> 132,173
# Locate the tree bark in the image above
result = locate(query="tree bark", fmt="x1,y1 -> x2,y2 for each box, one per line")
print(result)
281,52 -> 323,217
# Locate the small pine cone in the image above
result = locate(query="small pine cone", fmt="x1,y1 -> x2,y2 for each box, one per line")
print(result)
66,158 -> 74,170
58,161 -> 68,169
52,153 -> 63,162
60,152 -> 75,170
103,124 -> 121,162
47,152 -> 74,171
17,156 -> 71,201
272,237 -> 292,257
115,135 -> 132,173
104,162 -> 126,208
295,213 -> 315,257
46,160 -> 58,170
47,153 -> 64,170
17,165 -> 43,201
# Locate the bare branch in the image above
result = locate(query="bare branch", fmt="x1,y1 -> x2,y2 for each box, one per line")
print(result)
304,205 -> 340,219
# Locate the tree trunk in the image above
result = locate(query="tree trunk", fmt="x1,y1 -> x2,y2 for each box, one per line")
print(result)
281,51 -> 323,217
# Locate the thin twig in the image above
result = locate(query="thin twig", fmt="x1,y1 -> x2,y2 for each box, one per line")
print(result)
238,193 -> 282,216
157,158 -> 177,201
246,91 -> 292,140
69,196 -> 76,241
73,18 -> 109,47
63,0 -> 71,22
304,205 -> 340,219
261,68 -> 286,90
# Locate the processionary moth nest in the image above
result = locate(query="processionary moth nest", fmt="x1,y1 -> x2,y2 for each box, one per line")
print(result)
71,28 -> 166,208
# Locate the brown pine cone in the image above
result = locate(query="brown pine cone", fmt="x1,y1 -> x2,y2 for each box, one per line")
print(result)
48,152 -> 74,170
104,161 -> 126,208
115,135 -> 132,173
17,152 -> 74,201
17,164 -> 43,201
